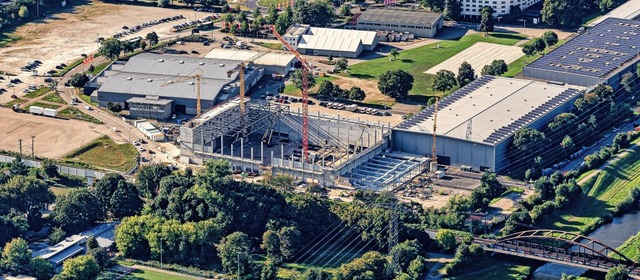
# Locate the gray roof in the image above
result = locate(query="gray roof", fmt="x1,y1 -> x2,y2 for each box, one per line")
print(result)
127,97 -> 173,105
98,72 -> 229,101
358,8 -> 442,26
526,18 -> 640,79
122,53 -> 242,80
395,76 -> 582,145
590,0 -> 640,26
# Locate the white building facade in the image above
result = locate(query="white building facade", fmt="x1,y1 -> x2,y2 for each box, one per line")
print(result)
460,0 -> 540,17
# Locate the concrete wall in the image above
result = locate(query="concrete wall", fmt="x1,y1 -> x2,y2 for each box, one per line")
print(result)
298,45 -> 362,58
392,130 -> 496,171
357,15 -> 443,38
523,67 -> 606,88
129,102 -> 173,120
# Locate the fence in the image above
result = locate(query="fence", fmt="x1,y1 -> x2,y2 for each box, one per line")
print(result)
0,154 -> 106,180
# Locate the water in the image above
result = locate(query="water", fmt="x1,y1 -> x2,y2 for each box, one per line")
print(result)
585,210 -> 640,249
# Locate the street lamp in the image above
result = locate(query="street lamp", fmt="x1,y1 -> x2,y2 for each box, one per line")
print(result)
518,19 -> 527,37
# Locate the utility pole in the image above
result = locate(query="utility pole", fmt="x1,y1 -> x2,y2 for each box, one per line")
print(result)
31,136 -> 35,158
18,139 -> 22,156
237,252 -> 240,280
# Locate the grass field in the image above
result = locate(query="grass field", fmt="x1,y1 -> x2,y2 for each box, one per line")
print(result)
42,92 -> 66,104
64,136 -> 138,173
58,107 -> 102,124
87,61 -> 111,75
0,33 -> 22,47
283,76 -> 336,96
503,39 -> 567,77
256,42 -> 283,50
24,87 -> 51,98
346,32 -> 526,97
489,187 -> 524,205
28,102 -> 61,110
615,231 -> 640,261
256,0 -> 289,7
278,263 -> 338,279
539,145 -> 640,233
443,262 -> 531,280
3,98 -> 26,107
98,269 -> 193,280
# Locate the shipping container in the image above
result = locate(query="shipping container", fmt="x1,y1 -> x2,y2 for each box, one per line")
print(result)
29,106 -> 44,115
43,108 -> 57,117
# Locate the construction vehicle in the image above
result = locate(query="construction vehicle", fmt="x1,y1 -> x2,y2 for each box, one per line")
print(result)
271,25 -> 312,161
161,69 -> 203,116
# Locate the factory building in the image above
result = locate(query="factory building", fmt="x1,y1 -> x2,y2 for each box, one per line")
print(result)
459,0 -> 540,17
356,8 -> 443,38
392,76 -> 583,173
205,49 -> 297,76
524,18 -> 640,89
93,53 -> 263,118
589,0 -> 640,26
283,24 -> 379,58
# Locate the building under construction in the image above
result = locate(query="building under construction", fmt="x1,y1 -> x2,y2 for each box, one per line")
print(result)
178,99 -> 428,190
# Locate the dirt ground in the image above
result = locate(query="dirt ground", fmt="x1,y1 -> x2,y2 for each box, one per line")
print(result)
0,107 -> 120,159
425,42 -> 523,75
0,0 -> 216,84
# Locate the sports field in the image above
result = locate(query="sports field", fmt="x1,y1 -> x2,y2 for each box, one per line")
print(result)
425,42 -> 523,75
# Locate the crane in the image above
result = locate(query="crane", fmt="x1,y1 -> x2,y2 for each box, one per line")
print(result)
271,25 -> 311,161
431,98 -> 439,173
226,52 -> 267,117
161,69 -> 203,116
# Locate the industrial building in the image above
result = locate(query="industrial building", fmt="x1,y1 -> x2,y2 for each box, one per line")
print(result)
204,49 -> 297,76
283,24 -> 379,58
524,18 -> 640,89
178,99 -> 426,190
392,76 -> 583,173
459,0 -> 540,17
356,8 -> 443,38
93,53 -> 263,117
589,0 -> 640,26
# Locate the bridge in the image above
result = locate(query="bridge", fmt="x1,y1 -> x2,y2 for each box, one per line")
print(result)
473,230 -> 640,276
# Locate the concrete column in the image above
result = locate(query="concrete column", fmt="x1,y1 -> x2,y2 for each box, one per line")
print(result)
271,150 -> 274,166
200,131 -> 204,152
374,129 -> 378,143
251,147 -> 254,171
261,142 -> 264,165
231,144 -> 234,158
240,138 -> 244,159
281,145 -> 284,163
211,133 -> 214,152
221,135 -> 224,155
368,133 -> 371,148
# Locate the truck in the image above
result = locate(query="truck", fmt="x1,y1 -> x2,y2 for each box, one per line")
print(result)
43,108 -> 57,117
29,106 -> 44,115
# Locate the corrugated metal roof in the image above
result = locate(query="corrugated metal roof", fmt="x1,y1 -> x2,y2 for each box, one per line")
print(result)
205,49 -> 296,67
358,8 -> 442,26
127,96 -> 173,105
122,53 -> 242,80
308,27 -> 377,46
98,72 -> 229,100
298,35 -> 362,53
590,0 -> 640,26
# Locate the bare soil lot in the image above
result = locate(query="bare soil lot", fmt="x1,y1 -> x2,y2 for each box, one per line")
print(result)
0,108 -> 119,159
425,42 -> 523,75
0,0 -> 215,78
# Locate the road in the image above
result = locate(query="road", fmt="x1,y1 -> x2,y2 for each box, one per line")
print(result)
55,60 -> 181,170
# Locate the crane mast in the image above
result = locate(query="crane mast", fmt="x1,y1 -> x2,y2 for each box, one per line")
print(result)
431,98 -> 439,171
271,26 -> 310,161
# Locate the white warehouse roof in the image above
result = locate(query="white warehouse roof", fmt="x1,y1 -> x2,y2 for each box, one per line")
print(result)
205,49 -> 296,67
395,76 -> 583,145
299,35 -> 363,53
590,0 -> 640,26
307,27 -> 377,47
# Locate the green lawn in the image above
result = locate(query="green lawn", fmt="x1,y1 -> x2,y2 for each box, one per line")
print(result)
130,268 -> 193,280
58,107 -> 102,124
49,186 -> 74,197
0,33 -> 22,47
42,92 -> 66,104
538,145 -> 640,233
278,263 -> 338,279
87,61 -> 111,75
24,87 -> 51,98
3,98 -> 26,107
256,42 -> 283,50
256,0 -> 289,7
78,93 -> 98,106
489,187 -> 524,205
615,231 -> 640,261
503,39 -> 567,77
283,75 -> 336,96
55,58 -> 84,77
443,262 -> 530,280
63,136 -> 138,173
28,102 -> 61,110
346,32 -> 526,97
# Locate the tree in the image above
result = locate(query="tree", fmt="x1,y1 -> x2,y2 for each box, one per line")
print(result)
267,4 -> 278,24
443,0 -> 462,20
335,57 -> 348,71
339,4 -> 351,17
561,135 -> 574,150
507,5 -> 523,21
390,49 -> 400,60
621,72 -> 635,93
422,0 -> 445,12
52,188 -> 105,233
542,31 -> 558,47
481,60 -> 508,76
378,69 -> 414,99
140,41 -> 147,51
522,43 -> 536,56
136,164 -> 172,198
599,0 -> 625,12
605,266 -> 629,280
348,86 -> 366,101
30,258 -> 54,280
146,32 -> 159,46
316,80 -> 335,97
49,227 -> 66,245
435,229 -> 457,252
457,61 -> 475,87
99,38 -> 122,60
2,175 -> 54,229
542,0 -> 585,26
109,180 -> 143,219
408,256 -> 427,279
216,232 -> 252,275
432,69 -> 457,93
334,251 -> 387,280
253,6 -> 262,19
306,183 -> 328,197
18,5 -> 28,18
532,37 -> 546,52
261,230 -> 281,261
261,258 -> 278,280
278,226 -> 301,259
1,238 -> 31,274
290,69 -> 317,93
479,6 -> 495,35
295,0 -> 336,27
40,159 -> 59,179
94,173 -> 125,211
9,156 -> 28,177
87,247 -> 110,268
390,240 -> 422,272
86,236 -> 99,251
69,73 -> 89,87
275,12 -> 291,35
157,0 -> 169,7
513,128 -> 546,154
56,255 -> 100,280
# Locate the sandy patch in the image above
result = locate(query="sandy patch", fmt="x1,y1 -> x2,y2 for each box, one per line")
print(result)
425,42 -> 523,75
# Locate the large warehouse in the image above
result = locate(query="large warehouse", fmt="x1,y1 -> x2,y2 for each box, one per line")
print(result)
283,24 -> 378,58
94,53 -> 263,117
356,8 -> 443,38
392,76 -> 582,172
589,0 -> 640,26
205,49 -> 297,76
524,17 -> 640,88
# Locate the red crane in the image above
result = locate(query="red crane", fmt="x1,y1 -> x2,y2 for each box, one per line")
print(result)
271,26 -> 310,161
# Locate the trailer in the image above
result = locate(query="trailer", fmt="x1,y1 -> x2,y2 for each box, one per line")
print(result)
43,108 -> 57,117
29,106 -> 44,115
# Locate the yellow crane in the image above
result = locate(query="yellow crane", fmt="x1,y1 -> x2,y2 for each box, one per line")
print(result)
431,97 -> 440,173
226,52 -> 267,116
161,69 -> 203,116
